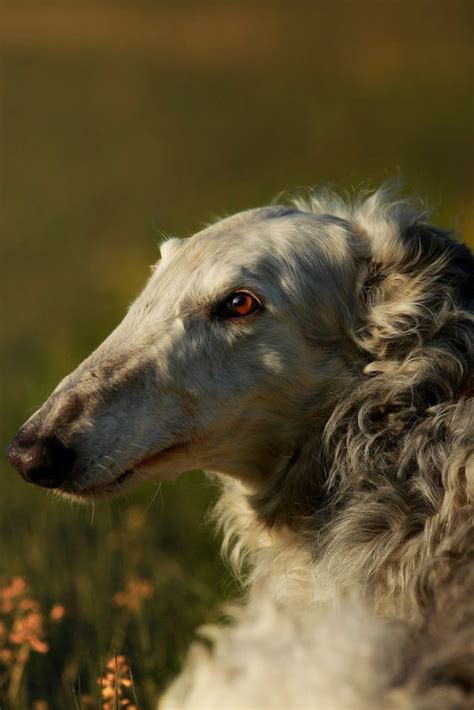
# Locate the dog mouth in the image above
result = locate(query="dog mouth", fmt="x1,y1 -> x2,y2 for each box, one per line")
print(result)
69,441 -> 188,499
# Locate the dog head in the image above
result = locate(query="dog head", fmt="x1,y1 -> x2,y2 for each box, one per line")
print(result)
6,190 -> 473,512
6,204 -> 363,499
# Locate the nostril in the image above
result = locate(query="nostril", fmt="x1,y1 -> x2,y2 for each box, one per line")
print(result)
5,433 -> 41,476
5,432 -> 76,489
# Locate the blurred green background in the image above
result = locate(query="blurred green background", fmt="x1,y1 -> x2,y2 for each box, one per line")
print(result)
0,2 -> 473,707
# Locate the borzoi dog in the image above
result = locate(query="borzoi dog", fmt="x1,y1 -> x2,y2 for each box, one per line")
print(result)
7,187 -> 474,708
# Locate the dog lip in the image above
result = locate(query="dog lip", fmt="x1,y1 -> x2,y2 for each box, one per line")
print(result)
67,441 -> 188,498
132,441 -> 186,469
68,467 -> 135,497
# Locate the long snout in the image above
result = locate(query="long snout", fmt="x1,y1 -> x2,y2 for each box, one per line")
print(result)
4,349 -> 165,497
4,302 -> 209,497
6,426 -> 76,489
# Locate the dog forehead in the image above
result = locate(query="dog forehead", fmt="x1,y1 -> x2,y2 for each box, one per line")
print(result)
189,207 -> 308,264
197,206 -> 301,242
156,208 -> 291,269
188,217 -> 289,282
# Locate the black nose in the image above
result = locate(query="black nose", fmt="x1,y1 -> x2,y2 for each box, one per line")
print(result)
5,429 -> 76,489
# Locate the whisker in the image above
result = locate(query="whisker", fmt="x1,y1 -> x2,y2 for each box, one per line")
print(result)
97,462 -> 112,476
103,454 -> 120,468
144,482 -> 163,512
127,442 -> 150,452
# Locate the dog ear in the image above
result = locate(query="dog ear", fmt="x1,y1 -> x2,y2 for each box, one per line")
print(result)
401,221 -> 474,305
320,221 -> 473,562
356,221 -> 474,361
327,218 -> 474,483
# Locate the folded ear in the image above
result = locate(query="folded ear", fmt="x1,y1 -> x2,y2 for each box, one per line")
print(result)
321,218 -> 473,561
401,221 -> 474,305
356,220 -> 474,360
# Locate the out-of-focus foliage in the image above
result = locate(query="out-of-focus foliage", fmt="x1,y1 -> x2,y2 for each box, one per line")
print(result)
0,2 -> 472,707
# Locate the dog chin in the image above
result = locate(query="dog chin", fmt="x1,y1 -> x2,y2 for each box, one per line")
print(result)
56,467 -> 139,503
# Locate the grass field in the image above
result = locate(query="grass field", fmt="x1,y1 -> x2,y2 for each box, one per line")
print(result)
1,2 -> 473,707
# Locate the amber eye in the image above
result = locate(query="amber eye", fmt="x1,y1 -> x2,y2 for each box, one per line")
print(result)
214,291 -> 261,319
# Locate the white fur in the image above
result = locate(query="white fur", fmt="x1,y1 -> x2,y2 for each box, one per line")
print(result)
161,595 -> 408,710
